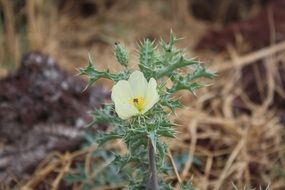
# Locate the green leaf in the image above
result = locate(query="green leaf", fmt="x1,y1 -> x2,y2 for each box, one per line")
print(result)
138,39 -> 158,79
160,95 -> 182,112
187,64 -> 216,81
112,154 -> 130,172
160,30 -> 181,52
96,131 -> 123,145
114,42 -> 128,67
157,127 -> 176,138
168,66 -> 214,94
89,104 -> 123,126
78,54 -> 130,86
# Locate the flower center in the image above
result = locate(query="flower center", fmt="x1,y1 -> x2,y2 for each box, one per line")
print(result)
129,96 -> 145,112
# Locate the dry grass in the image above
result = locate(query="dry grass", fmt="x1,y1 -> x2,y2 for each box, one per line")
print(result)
1,0 -> 285,189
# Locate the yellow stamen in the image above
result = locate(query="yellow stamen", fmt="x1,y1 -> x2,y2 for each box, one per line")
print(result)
129,96 -> 145,112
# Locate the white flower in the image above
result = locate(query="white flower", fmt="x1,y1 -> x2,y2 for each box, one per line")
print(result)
111,71 -> 159,120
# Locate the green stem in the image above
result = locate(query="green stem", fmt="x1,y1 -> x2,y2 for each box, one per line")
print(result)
148,138 -> 159,190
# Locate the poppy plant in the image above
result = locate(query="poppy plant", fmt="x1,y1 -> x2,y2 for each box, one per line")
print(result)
79,32 -> 214,189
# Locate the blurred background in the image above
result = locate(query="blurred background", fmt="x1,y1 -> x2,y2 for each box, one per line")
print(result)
0,0 -> 285,189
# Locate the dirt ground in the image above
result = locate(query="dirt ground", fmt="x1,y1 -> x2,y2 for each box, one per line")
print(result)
0,0 -> 285,189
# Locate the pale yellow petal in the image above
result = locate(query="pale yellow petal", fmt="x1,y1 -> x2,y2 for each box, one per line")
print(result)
142,78 -> 159,114
111,80 -> 133,104
128,70 -> 148,97
114,103 -> 139,119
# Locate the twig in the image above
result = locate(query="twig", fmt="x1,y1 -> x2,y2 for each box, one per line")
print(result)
218,41 -> 285,72
214,135 -> 246,190
51,152 -> 72,190
167,149 -> 182,184
21,160 -> 59,190
181,121 -> 197,180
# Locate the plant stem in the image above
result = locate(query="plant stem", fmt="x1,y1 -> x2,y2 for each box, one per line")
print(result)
148,138 -> 159,190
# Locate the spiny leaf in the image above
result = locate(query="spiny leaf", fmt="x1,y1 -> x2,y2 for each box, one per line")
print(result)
96,131 -> 123,145
156,56 -> 198,78
114,42 -> 128,67
138,39 -> 158,78
89,105 -> 123,126
79,55 -> 130,86
187,64 -> 216,81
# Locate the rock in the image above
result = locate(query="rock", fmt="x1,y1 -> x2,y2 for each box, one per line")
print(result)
0,52 -> 108,182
